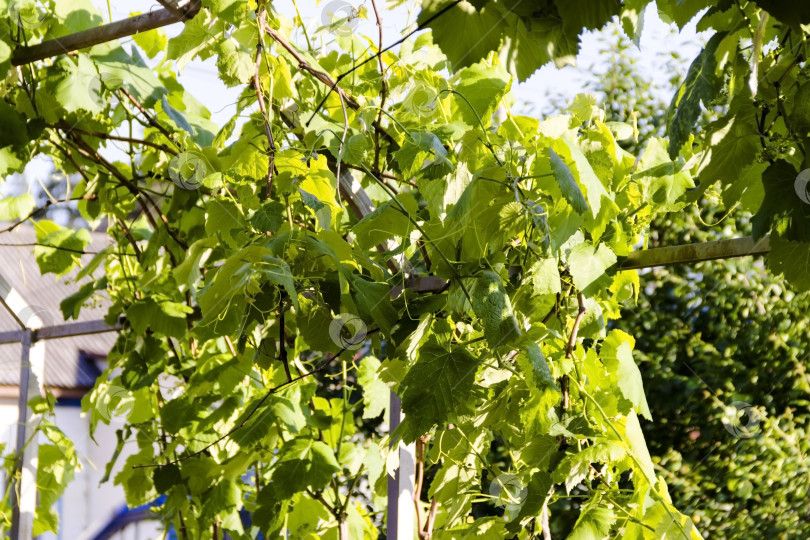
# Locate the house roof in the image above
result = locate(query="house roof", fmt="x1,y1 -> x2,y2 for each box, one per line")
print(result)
0,224 -> 115,393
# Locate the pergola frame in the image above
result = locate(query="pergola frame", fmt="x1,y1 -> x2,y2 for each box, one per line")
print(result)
0,273 -> 121,539
0,3 -> 777,540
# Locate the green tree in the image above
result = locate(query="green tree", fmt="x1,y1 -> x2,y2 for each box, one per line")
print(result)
547,24 -> 810,538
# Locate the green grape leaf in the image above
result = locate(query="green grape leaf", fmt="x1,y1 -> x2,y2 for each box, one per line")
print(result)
418,0 -> 503,71
216,39 -> 253,86
666,32 -> 726,158
297,294 -> 340,353
347,274 -> 398,336
452,61 -> 509,128
0,193 -> 34,221
471,271 -> 520,349
357,356 -> 389,419
499,12 -> 578,82
92,43 -> 168,107
752,160 -> 810,240
555,0 -> 621,33
753,0 -> 810,27
657,0 -> 715,28
768,236 -> 810,291
552,441 -> 626,493
126,298 -> 193,338
600,329 -> 652,420
394,131 -> 454,179
568,501 -> 616,540
557,137 -> 610,217
33,220 -> 91,276
352,194 -> 418,250
549,148 -> 589,214
206,0 -> 253,25
0,100 -> 28,148
250,200 -> 285,233
528,257 -> 562,296
271,439 -> 340,498
505,472 -> 553,534
162,95 -> 195,136
48,55 -> 104,115
131,28 -> 168,59
697,94 -> 760,192
568,242 -> 617,297
398,337 -> 482,441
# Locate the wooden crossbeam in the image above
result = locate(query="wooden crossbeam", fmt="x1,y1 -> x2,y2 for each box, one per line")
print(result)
618,235 -> 771,270
155,0 -> 200,22
11,2 -> 200,66
0,318 -> 123,344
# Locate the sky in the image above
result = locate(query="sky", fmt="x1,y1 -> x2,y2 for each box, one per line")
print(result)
89,0 -> 711,124
3,1 -> 711,201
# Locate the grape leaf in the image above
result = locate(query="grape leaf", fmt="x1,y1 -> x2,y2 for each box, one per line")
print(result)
568,501 -> 616,540
768,235 -> 810,291
271,439 -> 340,498
667,32 -> 726,158
600,329 -> 652,420
398,337 -> 482,441
568,242 -> 617,297
549,148 -> 589,214
471,271 -> 520,349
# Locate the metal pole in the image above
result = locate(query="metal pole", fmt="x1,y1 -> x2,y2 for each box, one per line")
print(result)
9,330 -> 41,540
387,392 -> 415,540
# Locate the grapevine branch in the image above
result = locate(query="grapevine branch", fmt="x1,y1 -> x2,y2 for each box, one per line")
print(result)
56,124 -> 178,155
306,0 -> 463,124
133,328 -> 381,469
118,88 -> 180,150
414,434 -> 438,540
561,293 -> 586,410
261,23 -> 359,110
278,295 -> 292,381
370,0 -> 387,174
0,196 -> 97,234
254,10 -> 278,199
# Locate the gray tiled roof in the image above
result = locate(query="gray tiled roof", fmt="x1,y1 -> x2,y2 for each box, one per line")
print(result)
0,225 -> 115,390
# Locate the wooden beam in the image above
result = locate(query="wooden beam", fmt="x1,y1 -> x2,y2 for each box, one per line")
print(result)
34,318 -> 122,340
11,5 -> 199,66
0,274 -> 35,330
387,393 -> 416,540
0,318 -> 121,344
155,0 -> 202,22
618,235 -> 771,270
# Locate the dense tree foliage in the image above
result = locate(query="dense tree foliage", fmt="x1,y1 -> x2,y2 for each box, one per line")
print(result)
554,26 -> 810,539
0,0 -> 808,538
628,208 -> 810,539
